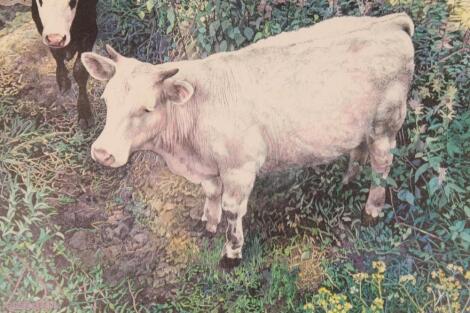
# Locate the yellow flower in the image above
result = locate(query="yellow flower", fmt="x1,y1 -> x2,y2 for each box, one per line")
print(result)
399,274 -> 416,285
372,261 -> 386,274
371,297 -> 384,312
465,271 -> 470,280
352,272 -> 369,283
303,302 -> 314,310
447,263 -> 464,274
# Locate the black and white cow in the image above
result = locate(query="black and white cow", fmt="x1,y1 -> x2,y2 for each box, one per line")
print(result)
32,0 -> 97,128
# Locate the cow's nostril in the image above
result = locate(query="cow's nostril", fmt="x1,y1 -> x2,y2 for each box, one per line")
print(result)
92,148 -> 115,166
45,34 -> 67,47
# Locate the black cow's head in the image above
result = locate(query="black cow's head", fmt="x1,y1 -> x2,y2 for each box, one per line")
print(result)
34,0 -> 79,48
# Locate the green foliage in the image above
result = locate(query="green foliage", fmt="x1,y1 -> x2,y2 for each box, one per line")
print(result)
150,237 -> 302,313
0,174 -> 134,312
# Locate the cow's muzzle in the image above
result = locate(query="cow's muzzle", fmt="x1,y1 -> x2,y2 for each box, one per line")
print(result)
44,34 -> 67,48
91,147 -> 116,167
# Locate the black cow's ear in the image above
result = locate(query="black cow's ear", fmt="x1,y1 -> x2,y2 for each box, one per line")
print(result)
81,53 -> 116,81
164,80 -> 194,105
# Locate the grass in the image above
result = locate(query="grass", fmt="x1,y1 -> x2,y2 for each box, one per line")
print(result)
1,0 -> 470,312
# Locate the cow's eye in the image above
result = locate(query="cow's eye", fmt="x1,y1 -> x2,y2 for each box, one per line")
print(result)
143,108 -> 152,113
38,0 -> 43,6
69,0 -> 77,9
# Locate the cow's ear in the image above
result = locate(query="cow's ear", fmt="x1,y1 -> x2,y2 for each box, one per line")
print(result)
165,80 -> 194,105
81,52 -> 116,81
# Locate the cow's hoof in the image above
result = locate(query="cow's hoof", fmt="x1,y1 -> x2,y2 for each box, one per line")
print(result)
205,223 -> 217,234
58,77 -> 72,94
78,116 -> 95,129
361,211 -> 379,226
219,255 -> 241,271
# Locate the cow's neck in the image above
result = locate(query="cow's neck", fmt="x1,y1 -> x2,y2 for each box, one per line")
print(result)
154,101 -> 198,155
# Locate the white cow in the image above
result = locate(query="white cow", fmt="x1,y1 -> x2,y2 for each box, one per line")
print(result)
82,13 -> 414,268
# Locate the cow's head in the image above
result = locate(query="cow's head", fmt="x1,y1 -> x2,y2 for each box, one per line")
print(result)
81,45 -> 195,168
35,0 -> 79,48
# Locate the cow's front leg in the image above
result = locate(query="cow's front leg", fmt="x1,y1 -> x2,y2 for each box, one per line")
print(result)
201,177 -> 222,233
51,49 -> 71,93
219,163 -> 257,269
73,52 -> 94,129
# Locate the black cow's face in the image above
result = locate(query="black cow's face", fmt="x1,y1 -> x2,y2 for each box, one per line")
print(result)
35,0 -> 79,48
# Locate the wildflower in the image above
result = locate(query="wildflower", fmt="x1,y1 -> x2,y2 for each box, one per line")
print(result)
312,287 -> 353,313
350,286 -> 358,294
371,297 -> 384,312
373,261 -> 386,274
353,272 -> 369,283
399,274 -> 416,285
438,167 -> 447,185
372,272 -> 385,284
447,263 -> 463,274
303,302 -> 314,310
465,271 -> 470,280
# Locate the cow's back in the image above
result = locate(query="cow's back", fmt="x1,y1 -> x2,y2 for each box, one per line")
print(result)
176,14 -> 414,171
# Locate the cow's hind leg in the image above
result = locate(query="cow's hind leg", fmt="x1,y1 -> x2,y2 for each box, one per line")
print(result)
51,49 -> 71,93
363,135 -> 396,225
219,163 -> 257,270
74,52 -> 94,129
201,177 -> 223,233
342,141 -> 368,185
363,80 -> 408,225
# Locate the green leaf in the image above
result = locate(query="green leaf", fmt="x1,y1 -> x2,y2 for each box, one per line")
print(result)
414,163 -> 430,182
209,21 -> 220,37
243,27 -> 254,40
253,32 -> 264,42
398,189 -> 415,205
219,40 -> 228,52
221,19 -> 231,31
464,206 -> 470,218
461,230 -> 470,243
428,176 -> 440,194
166,7 -> 176,34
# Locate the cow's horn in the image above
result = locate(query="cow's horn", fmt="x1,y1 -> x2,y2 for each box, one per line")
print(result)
105,44 -> 122,62
159,68 -> 179,81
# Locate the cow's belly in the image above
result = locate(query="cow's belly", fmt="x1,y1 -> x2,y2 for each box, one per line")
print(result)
257,105 -> 369,173
260,132 -> 358,173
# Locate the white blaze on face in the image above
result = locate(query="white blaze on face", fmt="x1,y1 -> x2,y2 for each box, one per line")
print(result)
36,0 -> 78,48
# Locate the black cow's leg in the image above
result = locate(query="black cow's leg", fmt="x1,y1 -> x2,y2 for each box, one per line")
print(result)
51,49 -> 71,93
74,49 -> 94,129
